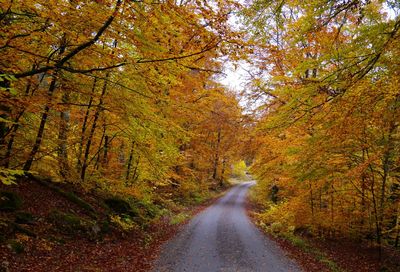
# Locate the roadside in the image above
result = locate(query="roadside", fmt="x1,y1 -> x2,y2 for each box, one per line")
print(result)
246,188 -> 400,272
0,176 -> 231,272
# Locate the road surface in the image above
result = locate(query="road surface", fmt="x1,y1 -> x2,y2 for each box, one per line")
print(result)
153,182 -> 301,272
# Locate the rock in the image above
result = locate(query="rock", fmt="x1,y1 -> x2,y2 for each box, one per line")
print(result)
48,210 -> 102,240
104,198 -> 133,215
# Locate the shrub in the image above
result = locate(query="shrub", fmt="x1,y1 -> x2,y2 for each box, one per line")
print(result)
109,215 -> 137,231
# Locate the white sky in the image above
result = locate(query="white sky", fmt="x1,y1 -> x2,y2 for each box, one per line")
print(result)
218,62 -> 249,92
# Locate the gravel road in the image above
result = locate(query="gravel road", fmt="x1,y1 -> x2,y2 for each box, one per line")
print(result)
153,182 -> 302,272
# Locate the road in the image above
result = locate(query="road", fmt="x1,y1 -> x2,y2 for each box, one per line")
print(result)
153,182 -> 301,272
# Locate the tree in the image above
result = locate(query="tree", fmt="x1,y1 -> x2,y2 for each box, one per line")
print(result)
244,0 -> 400,248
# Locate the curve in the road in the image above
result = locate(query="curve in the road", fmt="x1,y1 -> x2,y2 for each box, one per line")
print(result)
153,182 -> 302,272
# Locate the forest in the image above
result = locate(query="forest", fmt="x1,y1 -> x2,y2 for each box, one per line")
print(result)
0,0 -> 399,271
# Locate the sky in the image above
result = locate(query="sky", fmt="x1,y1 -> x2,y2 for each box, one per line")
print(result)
218,61 -> 249,93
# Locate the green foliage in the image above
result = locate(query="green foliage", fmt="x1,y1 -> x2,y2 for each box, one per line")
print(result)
104,196 -> 160,226
170,212 -> 189,225
0,73 -> 17,95
109,215 -> 137,231
231,160 -> 247,179
0,191 -> 22,211
0,168 -> 25,185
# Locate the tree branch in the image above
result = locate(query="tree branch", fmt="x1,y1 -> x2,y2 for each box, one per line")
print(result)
136,42 -> 219,63
59,63 -> 126,74
13,0 -> 122,78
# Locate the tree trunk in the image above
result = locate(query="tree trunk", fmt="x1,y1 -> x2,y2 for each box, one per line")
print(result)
58,89 -> 71,180
77,77 -> 97,170
3,79 -> 34,167
212,128 -> 221,180
0,71 -> 11,147
126,141 -> 135,181
102,129 -> 109,167
81,74 -> 108,181
220,157 -> 226,187
23,72 -> 58,171
309,181 -> 315,222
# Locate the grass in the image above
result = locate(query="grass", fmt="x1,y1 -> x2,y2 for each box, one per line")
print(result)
169,212 -> 189,225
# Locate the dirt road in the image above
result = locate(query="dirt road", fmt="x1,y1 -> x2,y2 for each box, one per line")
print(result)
153,182 -> 301,272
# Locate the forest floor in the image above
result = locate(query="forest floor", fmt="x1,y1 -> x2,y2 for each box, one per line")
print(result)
246,199 -> 400,272
0,177 -> 227,272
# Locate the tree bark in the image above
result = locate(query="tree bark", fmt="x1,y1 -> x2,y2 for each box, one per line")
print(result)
77,77 -> 97,170
23,72 -> 58,171
81,74 -> 108,181
58,88 -> 71,180
126,141 -> 135,181
212,128 -> 221,180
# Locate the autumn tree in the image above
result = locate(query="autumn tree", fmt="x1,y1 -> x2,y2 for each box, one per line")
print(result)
0,0 -> 245,202
243,0 -> 400,248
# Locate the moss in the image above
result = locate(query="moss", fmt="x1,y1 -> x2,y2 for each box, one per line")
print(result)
63,191 -> 96,217
100,220 -> 110,234
132,198 -> 159,219
15,212 -> 35,225
0,191 -> 22,212
7,240 -> 24,254
48,210 -> 103,240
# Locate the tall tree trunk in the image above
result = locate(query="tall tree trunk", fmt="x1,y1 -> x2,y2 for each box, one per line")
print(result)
309,181 -> 315,222
102,126 -> 109,167
131,156 -> 140,182
2,70 -> 45,168
379,121 -> 396,238
58,89 -> 70,180
212,128 -> 221,180
0,71 -> 11,147
220,157 -> 226,187
81,74 -> 108,181
23,72 -> 58,171
77,77 -> 97,170
330,184 -> 335,237
369,164 -> 382,258
3,112 -> 24,168
94,127 -> 106,171
126,141 -> 135,181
